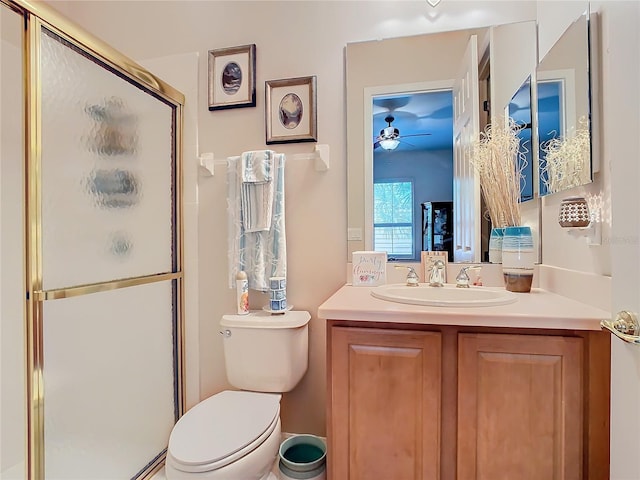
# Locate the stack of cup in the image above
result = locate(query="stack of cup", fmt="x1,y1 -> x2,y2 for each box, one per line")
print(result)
269,276 -> 287,313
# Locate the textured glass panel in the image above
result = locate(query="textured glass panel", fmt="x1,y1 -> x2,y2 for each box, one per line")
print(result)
40,27 -> 175,290
43,281 -> 176,478
1,5 -> 26,478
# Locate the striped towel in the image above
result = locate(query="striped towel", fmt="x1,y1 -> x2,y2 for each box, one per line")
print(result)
227,153 -> 287,292
241,150 -> 274,232
241,150 -> 273,183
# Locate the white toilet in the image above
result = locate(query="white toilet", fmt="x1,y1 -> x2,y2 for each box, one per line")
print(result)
165,310 -> 311,480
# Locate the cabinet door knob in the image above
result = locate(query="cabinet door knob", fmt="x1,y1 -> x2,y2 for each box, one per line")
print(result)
601,311 -> 640,344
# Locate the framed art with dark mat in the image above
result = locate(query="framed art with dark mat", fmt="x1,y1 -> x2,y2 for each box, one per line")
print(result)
208,44 -> 256,110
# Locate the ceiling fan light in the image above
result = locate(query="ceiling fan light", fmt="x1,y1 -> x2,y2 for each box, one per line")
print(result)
380,138 -> 400,151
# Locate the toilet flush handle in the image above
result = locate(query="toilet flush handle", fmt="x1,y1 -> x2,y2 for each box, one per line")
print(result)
219,329 -> 232,338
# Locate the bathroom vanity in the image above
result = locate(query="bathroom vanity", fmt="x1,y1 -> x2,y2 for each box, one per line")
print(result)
319,285 -> 611,480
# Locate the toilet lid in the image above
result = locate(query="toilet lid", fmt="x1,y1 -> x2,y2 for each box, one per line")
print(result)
168,390 -> 281,468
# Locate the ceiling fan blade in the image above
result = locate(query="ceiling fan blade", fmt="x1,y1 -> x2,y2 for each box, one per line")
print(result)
400,133 -> 432,138
399,139 -> 417,148
373,141 -> 381,149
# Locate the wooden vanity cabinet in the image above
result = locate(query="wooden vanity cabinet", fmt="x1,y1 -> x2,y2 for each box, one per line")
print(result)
328,327 -> 442,480
327,322 -> 610,480
457,333 -> 584,480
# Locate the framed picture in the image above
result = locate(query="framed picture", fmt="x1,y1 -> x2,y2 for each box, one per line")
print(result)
265,76 -> 317,144
208,44 -> 256,110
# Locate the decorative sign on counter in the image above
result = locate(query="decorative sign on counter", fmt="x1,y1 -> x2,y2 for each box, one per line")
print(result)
352,251 -> 387,286
421,251 -> 448,283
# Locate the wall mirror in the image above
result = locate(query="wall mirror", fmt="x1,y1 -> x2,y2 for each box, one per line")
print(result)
508,76 -> 534,203
537,10 -> 592,196
346,21 -> 538,264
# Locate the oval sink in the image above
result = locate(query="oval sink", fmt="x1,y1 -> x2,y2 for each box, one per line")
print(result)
370,284 -> 518,307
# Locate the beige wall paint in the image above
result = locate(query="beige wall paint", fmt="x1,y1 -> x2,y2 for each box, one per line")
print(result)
1,5 -> 26,472
44,0 -> 617,436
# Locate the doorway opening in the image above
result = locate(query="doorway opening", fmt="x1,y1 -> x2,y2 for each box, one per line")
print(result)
372,90 -> 454,261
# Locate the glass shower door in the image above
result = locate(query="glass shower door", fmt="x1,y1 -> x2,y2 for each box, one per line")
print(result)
34,22 -> 182,479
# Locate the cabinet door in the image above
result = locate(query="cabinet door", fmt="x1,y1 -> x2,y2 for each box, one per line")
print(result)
329,327 -> 442,480
457,333 -> 583,480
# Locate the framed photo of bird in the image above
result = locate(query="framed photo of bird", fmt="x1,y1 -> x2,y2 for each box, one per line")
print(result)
208,44 -> 256,110
265,76 -> 317,144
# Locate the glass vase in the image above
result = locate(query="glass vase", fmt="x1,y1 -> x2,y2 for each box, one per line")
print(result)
501,226 -> 535,293
488,227 -> 505,264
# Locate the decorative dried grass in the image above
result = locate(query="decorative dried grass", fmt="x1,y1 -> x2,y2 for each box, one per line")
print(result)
541,117 -> 591,194
472,118 -> 527,227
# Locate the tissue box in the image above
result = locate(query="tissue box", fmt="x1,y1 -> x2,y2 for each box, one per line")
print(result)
352,251 -> 387,286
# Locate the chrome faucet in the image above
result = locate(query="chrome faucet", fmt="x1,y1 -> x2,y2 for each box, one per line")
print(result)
428,259 -> 445,287
395,265 -> 419,286
455,266 -> 482,288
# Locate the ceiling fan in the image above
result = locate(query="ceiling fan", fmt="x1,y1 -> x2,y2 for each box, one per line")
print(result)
374,114 -> 432,151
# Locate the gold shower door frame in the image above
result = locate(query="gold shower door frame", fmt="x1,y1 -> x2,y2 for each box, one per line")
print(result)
3,1 -> 186,479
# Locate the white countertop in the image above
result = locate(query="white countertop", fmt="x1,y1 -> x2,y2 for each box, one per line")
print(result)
318,283 -> 610,331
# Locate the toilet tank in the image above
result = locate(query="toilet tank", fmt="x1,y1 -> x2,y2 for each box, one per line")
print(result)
220,310 -> 311,392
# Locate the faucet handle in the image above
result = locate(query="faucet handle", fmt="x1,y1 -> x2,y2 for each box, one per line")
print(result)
456,267 -> 471,288
456,266 -> 482,288
394,265 -> 420,286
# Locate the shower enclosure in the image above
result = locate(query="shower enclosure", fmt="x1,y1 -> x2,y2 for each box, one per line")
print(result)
1,1 -> 185,479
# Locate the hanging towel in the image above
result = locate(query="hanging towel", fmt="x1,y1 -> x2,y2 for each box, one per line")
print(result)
241,150 -> 273,183
241,150 -> 274,232
228,153 -> 287,292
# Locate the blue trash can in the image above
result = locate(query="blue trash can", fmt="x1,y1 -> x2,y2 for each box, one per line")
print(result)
278,434 -> 326,480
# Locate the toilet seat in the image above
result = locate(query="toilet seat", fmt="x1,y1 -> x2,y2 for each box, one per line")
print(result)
167,390 -> 281,473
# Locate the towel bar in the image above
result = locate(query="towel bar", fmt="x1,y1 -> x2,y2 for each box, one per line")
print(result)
199,144 -> 330,176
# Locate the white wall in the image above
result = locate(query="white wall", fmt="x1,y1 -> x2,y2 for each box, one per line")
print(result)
1,3 -> 26,474
604,3 -> 640,478
44,0 -> 622,436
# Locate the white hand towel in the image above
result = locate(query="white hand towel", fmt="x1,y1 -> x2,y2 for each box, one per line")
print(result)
241,150 -> 273,183
240,150 -> 274,232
